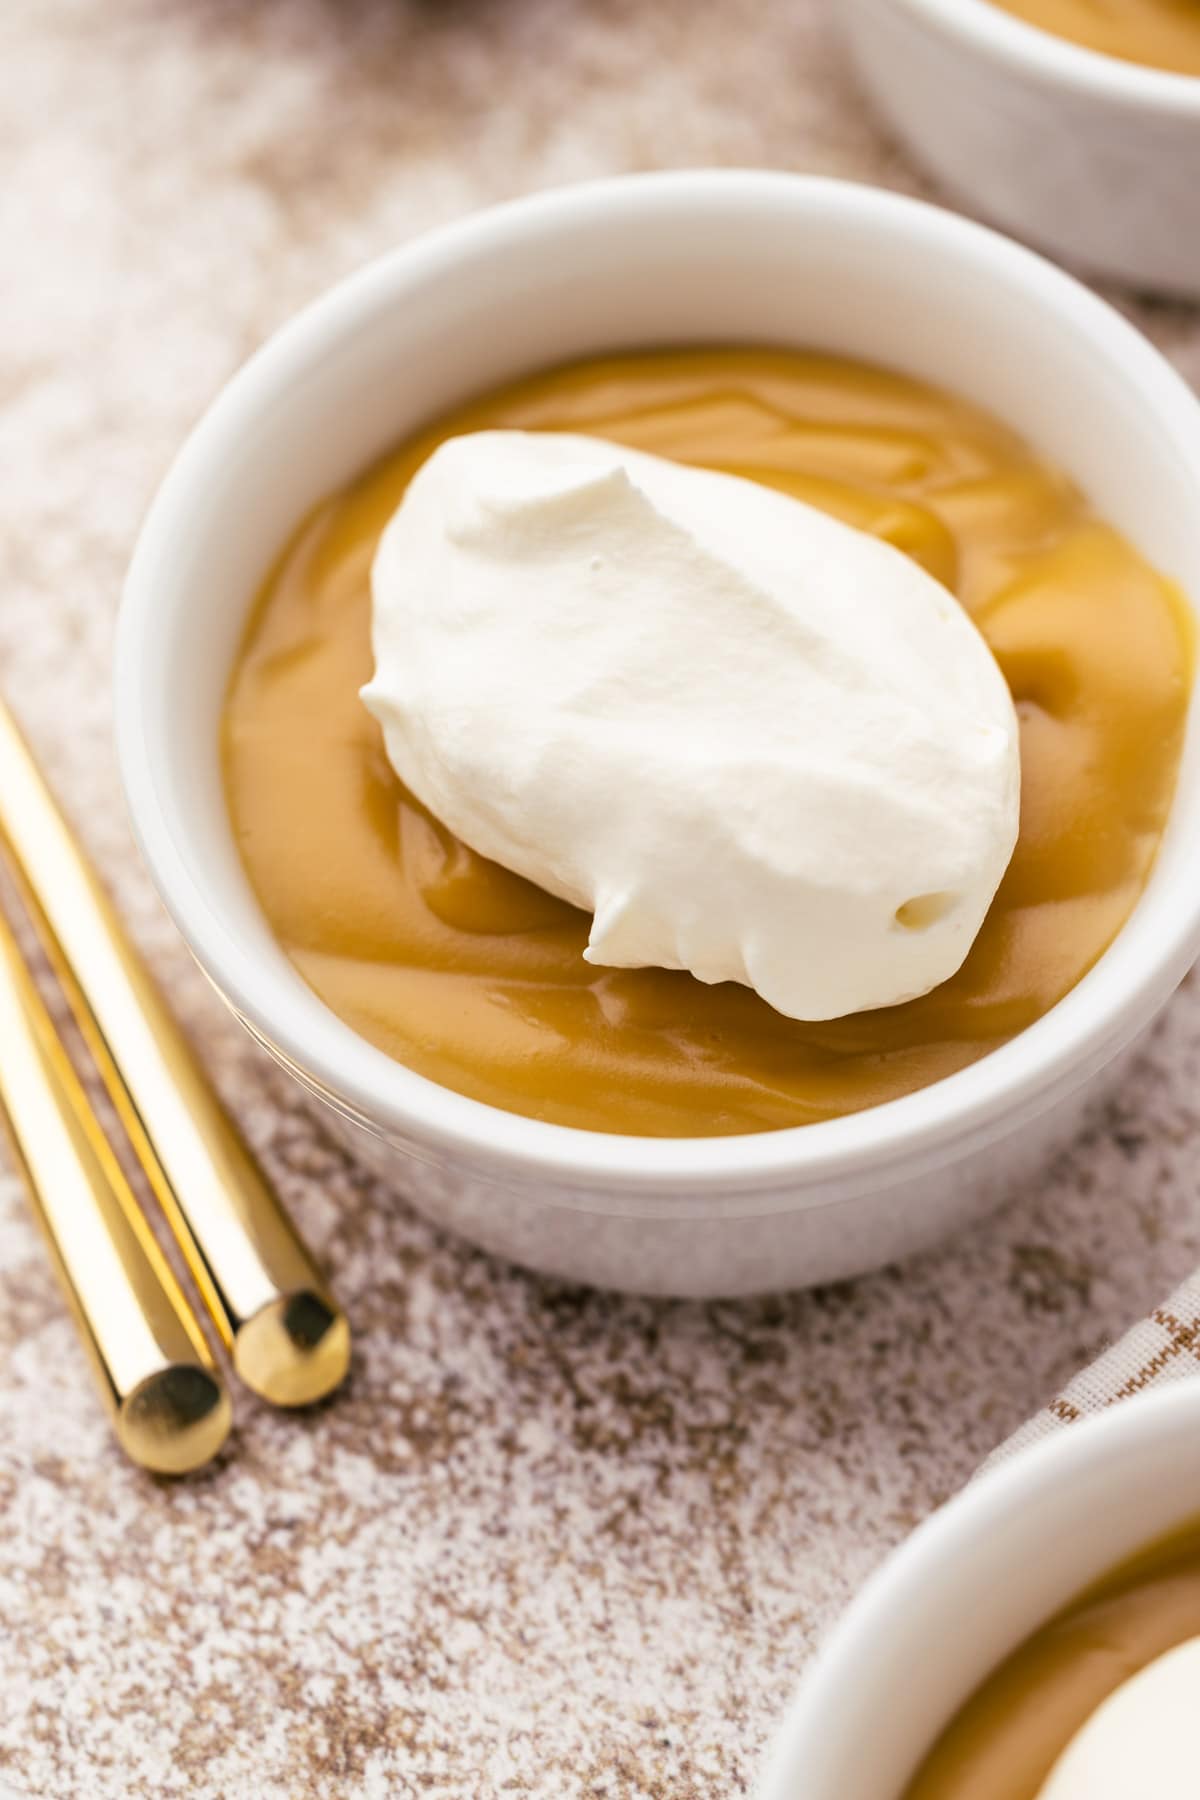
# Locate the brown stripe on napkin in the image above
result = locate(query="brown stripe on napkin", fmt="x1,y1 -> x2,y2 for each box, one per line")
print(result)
992,1278 -> 1200,1463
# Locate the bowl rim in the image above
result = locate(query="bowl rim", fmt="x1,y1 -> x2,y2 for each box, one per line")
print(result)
116,169 -> 1200,1199
888,0 -> 1200,112
756,1380 -> 1200,1798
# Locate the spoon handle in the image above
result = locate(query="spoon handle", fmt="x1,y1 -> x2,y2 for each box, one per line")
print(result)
0,700 -> 350,1407
0,901 -> 231,1473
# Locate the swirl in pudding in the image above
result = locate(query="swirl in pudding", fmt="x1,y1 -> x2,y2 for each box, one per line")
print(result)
223,348 -> 1191,1137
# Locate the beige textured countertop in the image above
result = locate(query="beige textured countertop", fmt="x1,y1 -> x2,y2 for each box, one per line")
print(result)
4,4 -> 1200,1796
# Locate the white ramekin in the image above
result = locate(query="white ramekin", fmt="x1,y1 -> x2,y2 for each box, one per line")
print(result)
837,0 -> 1200,296
116,171 -> 1200,1297
756,1380 -> 1200,1797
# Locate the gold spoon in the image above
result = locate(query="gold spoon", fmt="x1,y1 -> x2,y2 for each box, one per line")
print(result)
0,700 -> 350,1407
0,902 -> 232,1474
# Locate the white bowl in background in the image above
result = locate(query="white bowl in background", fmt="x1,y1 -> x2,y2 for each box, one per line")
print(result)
836,0 -> 1200,296
756,1381 -> 1200,1797
116,172 -> 1200,1297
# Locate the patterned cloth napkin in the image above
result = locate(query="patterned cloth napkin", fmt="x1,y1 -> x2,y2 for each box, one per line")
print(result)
1001,1270 -> 1200,1459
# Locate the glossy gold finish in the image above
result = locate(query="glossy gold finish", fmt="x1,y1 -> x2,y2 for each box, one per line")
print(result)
0,907 -> 231,1474
0,701 -> 349,1406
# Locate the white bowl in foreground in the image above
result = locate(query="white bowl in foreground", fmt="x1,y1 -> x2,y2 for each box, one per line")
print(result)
117,172 -> 1200,1297
756,1380 -> 1200,1797
837,0 -> 1200,296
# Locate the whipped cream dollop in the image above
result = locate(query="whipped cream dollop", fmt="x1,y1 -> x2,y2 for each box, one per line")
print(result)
1036,1636 -> 1200,1798
363,430 -> 1019,1021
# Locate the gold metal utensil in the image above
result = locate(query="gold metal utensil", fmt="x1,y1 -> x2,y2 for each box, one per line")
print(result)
0,701 -> 350,1407
0,904 -> 232,1474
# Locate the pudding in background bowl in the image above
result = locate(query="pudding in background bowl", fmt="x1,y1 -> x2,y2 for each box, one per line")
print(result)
836,0 -> 1200,296
116,173 -> 1200,1296
756,1383 -> 1200,1799
905,1515 -> 1200,1795
988,0 -> 1200,76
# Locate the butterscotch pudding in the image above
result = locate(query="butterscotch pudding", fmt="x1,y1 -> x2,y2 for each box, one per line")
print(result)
987,0 -> 1200,75
906,1519 -> 1200,1797
223,348 -> 1190,1138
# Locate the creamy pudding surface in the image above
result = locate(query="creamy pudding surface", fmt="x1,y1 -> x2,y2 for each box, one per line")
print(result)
223,348 -> 1191,1136
988,0 -> 1200,75
905,1520 -> 1200,1798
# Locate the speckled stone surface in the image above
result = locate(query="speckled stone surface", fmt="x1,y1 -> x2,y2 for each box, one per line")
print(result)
3,4 -> 1200,1796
